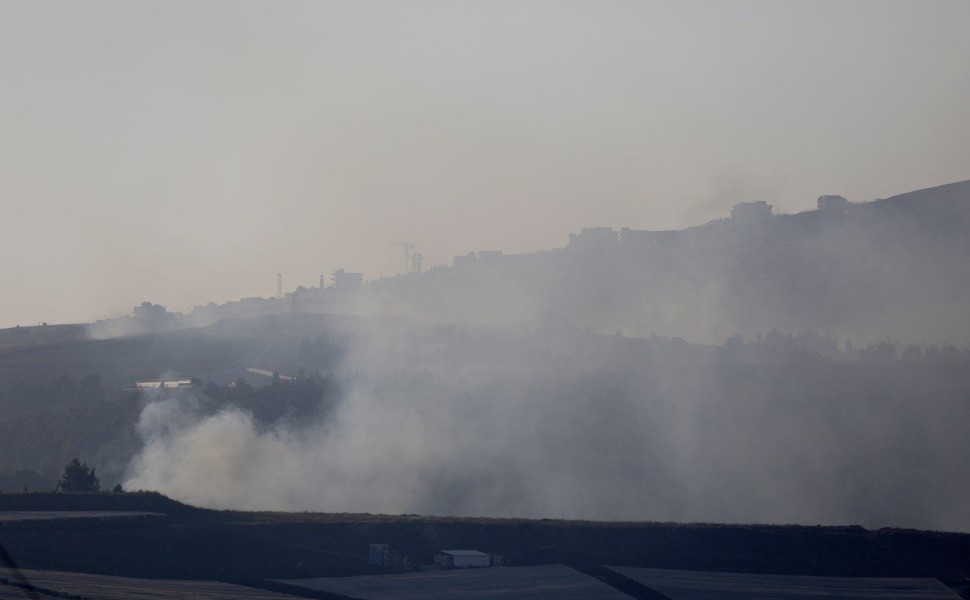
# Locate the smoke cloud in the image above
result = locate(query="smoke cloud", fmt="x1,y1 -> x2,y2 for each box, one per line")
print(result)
118,184 -> 970,531
123,324 -> 970,532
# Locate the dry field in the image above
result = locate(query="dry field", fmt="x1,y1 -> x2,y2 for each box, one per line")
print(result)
609,566 -> 961,599
276,563 -> 631,600
0,568 -> 300,600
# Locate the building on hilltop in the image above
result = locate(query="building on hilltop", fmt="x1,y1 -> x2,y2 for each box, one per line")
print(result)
817,194 -> 849,212
453,250 -> 503,267
131,302 -> 172,331
477,250 -> 503,261
731,201 -> 773,223
568,227 -> 618,253
331,269 -> 363,290
619,228 -> 680,247
453,252 -> 477,267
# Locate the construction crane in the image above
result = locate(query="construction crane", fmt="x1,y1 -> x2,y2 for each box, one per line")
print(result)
390,242 -> 413,275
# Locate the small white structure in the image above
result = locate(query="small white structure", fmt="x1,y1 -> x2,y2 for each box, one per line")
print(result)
245,367 -> 296,381
434,549 -> 491,569
134,380 -> 192,389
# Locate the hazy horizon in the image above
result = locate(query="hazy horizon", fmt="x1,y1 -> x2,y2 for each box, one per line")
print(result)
3,1 -> 969,328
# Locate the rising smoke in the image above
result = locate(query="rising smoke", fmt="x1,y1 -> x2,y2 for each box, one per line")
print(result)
123,318 -> 970,532
119,182 -> 970,530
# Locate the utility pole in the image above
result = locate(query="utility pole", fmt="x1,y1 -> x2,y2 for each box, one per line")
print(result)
390,242 -> 412,275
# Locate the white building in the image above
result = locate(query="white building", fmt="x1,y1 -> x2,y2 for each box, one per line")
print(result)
134,380 -> 192,389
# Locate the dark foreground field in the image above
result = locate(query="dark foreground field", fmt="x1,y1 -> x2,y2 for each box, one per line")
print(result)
2,492 -> 969,595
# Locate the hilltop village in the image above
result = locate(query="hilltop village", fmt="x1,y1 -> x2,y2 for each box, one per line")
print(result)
87,180 -> 970,347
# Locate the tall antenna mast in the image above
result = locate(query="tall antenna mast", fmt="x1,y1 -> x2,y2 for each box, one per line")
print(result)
276,273 -> 283,300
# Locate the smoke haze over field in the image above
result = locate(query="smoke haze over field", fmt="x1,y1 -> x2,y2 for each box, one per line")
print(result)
2,1 -> 970,327
122,320 -> 970,532
2,2 -> 969,535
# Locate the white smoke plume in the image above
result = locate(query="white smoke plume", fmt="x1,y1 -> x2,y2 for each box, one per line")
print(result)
122,325 -> 970,533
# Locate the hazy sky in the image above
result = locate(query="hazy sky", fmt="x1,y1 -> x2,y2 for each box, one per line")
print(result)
2,1 -> 968,327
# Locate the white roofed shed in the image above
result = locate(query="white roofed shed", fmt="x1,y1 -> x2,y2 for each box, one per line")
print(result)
439,549 -> 491,568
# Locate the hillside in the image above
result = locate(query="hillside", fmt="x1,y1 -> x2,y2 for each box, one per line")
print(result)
12,180 -> 969,347
2,313 -> 970,529
1,179 -> 969,532
238,179 -> 970,345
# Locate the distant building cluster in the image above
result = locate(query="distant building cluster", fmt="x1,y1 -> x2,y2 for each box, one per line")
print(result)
568,225 -> 680,253
131,302 -> 173,331
453,250 -> 503,267
559,193 -> 858,256
568,227 -> 618,253
618,227 -> 679,247
331,269 -> 364,290
730,200 -> 773,223
124,379 -> 196,392
178,188 -> 859,328
132,379 -> 192,390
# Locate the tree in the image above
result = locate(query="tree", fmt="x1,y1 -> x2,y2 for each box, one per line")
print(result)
58,458 -> 100,492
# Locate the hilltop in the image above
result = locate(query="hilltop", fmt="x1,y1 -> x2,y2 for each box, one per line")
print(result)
353,178 -> 970,343
73,178 -> 968,346
9,179 -> 969,346
1,179 -> 969,533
